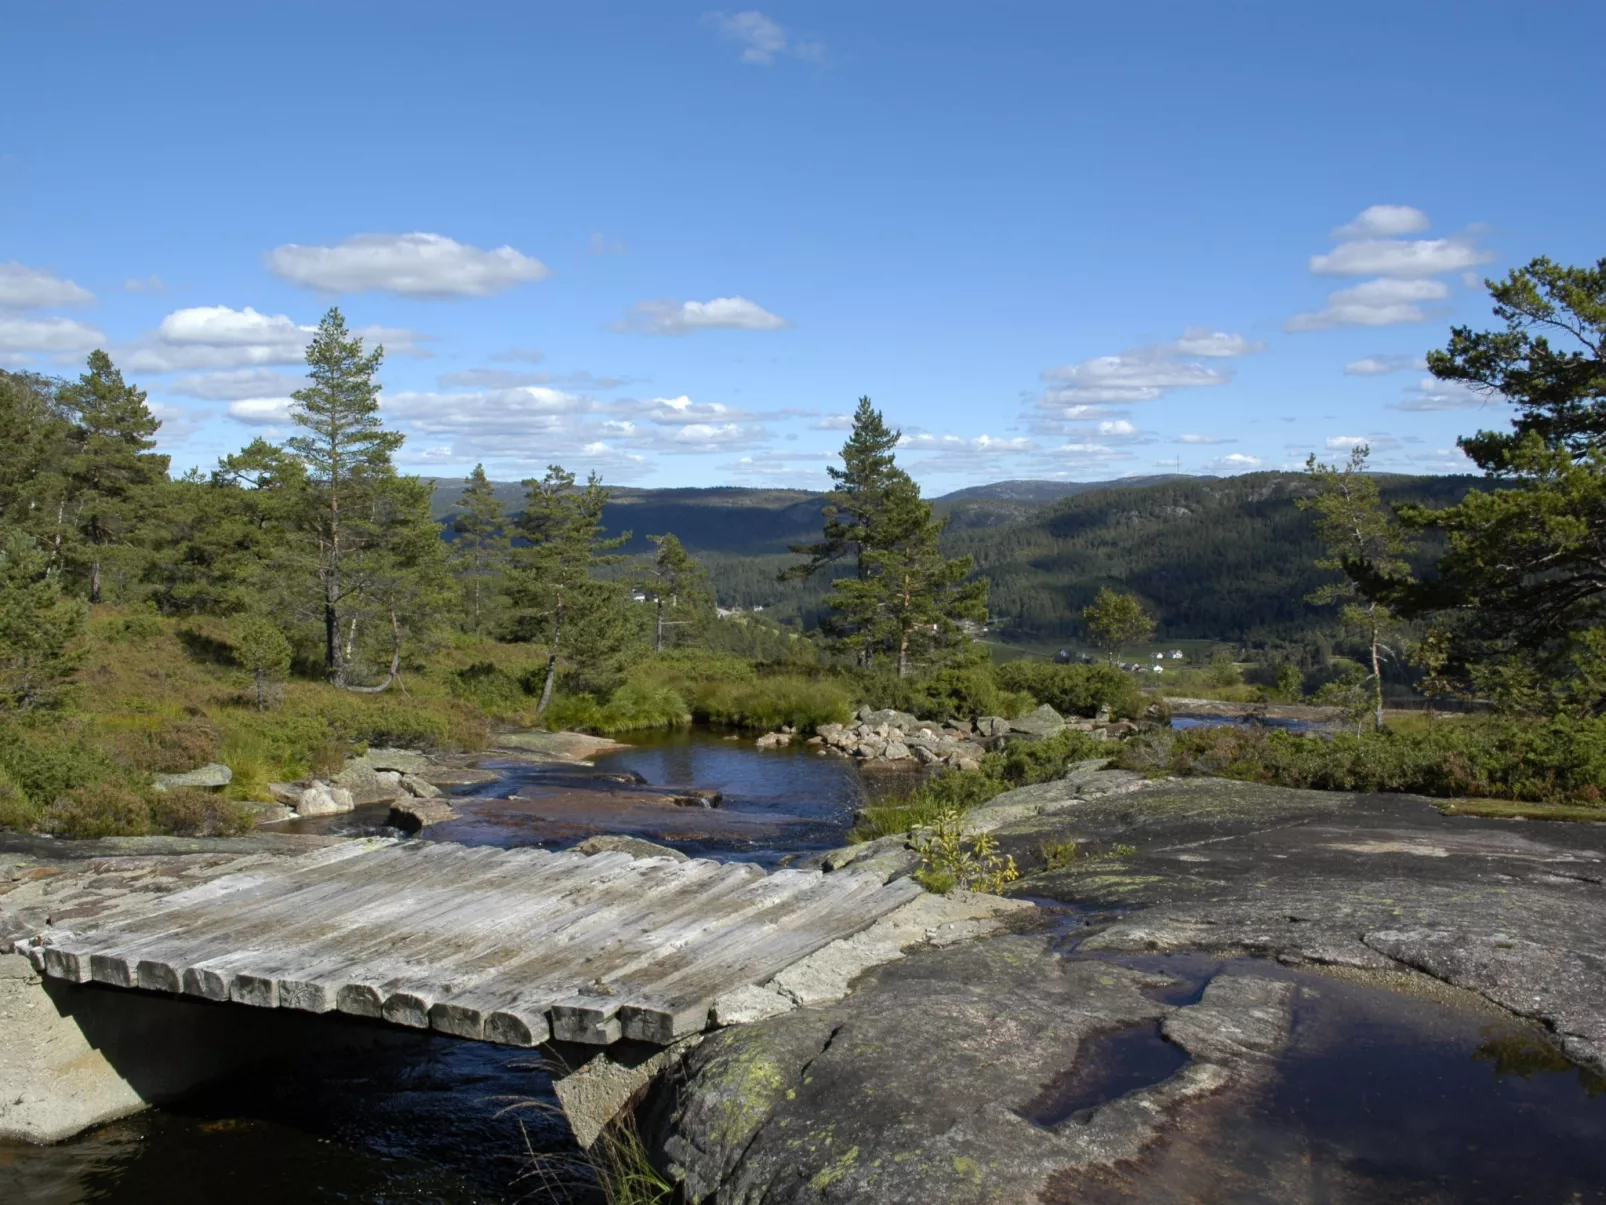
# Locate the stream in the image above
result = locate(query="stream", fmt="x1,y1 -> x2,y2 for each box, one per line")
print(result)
5,731 -> 1606,1202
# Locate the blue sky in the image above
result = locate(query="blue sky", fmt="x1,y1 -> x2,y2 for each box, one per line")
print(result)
3,1 -> 1602,493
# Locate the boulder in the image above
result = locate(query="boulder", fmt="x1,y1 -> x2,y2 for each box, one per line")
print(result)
755,731 -> 792,749
911,744 -> 943,765
670,788 -> 723,809
363,747 -> 433,775
882,740 -> 912,761
1008,703 -> 1067,740
294,782 -> 355,817
572,834 -> 689,862
387,798 -> 457,833
151,763 -> 232,792
268,781 -> 305,807
241,801 -> 294,825
333,760 -> 406,805
975,716 -> 1011,739
861,708 -> 920,733
400,774 -> 441,799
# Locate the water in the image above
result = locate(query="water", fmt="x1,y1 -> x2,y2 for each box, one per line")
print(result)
7,735 -> 1606,1202
1171,713 -> 1324,734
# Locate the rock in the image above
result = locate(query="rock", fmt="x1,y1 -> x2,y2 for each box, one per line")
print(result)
332,760 -> 399,806
399,774 -> 441,799
911,744 -> 943,765
387,798 -> 457,833
710,984 -> 796,1026
418,767 -> 500,787
817,723 -> 849,746
1095,702 -> 1113,723
861,708 -> 920,733
494,730 -> 630,764
953,756 -> 982,772
647,936 -> 1293,1205
375,769 -> 404,792
1008,703 -> 1067,740
670,788 -> 723,809
572,835 -> 689,861
754,731 -> 792,749
268,781 -> 305,807
882,739 -> 911,761
975,715 -> 1011,738
294,782 -> 355,817
362,747 -> 433,775
151,763 -> 232,792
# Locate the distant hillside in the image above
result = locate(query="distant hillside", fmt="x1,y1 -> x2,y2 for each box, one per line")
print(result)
950,472 -> 1482,643
425,471 -> 1486,643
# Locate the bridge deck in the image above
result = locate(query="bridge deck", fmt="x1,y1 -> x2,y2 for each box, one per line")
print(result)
23,839 -> 922,1047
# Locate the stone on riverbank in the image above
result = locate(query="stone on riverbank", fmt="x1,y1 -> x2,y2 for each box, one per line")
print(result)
294,782 -> 354,817
573,835 -> 690,861
494,730 -> 631,764
387,798 -> 457,833
151,763 -> 232,792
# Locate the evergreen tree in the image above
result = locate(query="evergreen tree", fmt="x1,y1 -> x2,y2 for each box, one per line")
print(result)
233,615 -> 292,710
507,466 -> 636,715
1298,445 -> 1412,730
784,397 -> 901,583
0,532 -> 86,710
1400,256 -> 1606,713
453,464 -> 509,634
0,370 -> 73,544
285,308 -> 400,684
1081,588 -> 1154,661
642,532 -> 711,653
825,472 -> 986,676
57,351 -> 169,602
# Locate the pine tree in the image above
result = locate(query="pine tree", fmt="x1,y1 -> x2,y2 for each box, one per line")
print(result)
233,615 -> 292,710
826,472 -> 987,676
286,308 -> 400,684
1299,445 -> 1413,730
784,397 -> 901,583
642,532 -> 711,653
0,532 -> 87,710
507,466 -> 635,715
0,370 -> 73,544
453,464 -> 509,634
57,351 -> 169,603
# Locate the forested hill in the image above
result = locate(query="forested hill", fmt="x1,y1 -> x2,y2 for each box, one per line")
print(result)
427,471 -> 1486,642
950,471 -> 1482,643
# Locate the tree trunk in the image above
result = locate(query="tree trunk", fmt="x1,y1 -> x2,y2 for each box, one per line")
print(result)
89,558 -> 101,605
343,611 -> 402,694
655,597 -> 664,654
534,593 -> 563,718
1370,624 -> 1385,733
326,455 -> 343,685
897,630 -> 909,679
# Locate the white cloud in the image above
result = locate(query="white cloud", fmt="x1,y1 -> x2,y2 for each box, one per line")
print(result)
617,296 -> 789,336
1287,278 -> 1449,331
1041,354 -> 1229,404
266,232 -> 550,298
1097,419 -> 1140,438
123,275 -> 166,294
1391,376 -> 1496,412
1345,354 -> 1427,376
1311,236 -> 1489,278
1167,328 -> 1266,358
227,398 -> 295,425
0,262 -> 94,310
1039,327 -> 1257,406
812,413 -> 854,430
0,314 -> 106,355
1324,435 -> 1370,450
125,306 -> 428,372
171,368 -> 303,401
703,10 -> 822,65
612,394 -> 755,426
899,433 -> 1035,454
1332,205 -> 1431,239
1177,433 -> 1233,445
1204,453 -> 1262,472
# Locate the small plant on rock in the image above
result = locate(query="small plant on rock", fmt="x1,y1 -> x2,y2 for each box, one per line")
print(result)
912,808 -> 1019,894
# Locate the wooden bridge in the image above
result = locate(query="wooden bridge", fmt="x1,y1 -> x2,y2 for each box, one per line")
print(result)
22,839 -> 922,1048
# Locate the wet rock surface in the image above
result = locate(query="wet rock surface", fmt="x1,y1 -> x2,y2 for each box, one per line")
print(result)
644,936 -> 1294,1204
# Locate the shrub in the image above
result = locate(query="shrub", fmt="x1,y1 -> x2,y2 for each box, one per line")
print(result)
149,788 -> 255,837
854,728 -> 1106,840
0,763 -> 39,830
994,661 -> 1145,719
94,713 -> 221,773
686,675 -> 855,732
450,661 -> 536,719
0,723 -> 118,809
912,808 -> 1019,894
41,782 -> 152,838
859,662 -> 1033,722
1114,716 -> 1606,805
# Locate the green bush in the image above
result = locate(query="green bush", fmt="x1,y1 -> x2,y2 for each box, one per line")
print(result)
545,680 -> 692,734
1116,717 -> 1606,805
41,782 -> 152,838
149,788 -> 255,837
686,675 -> 855,731
994,661 -> 1145,718
450,660 -> 536,718
94,713 -> 221,773
858,662 -> 1033,722
854,728 -> 1106,840
0,763 -> 39,830
0,723 -> 119,810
